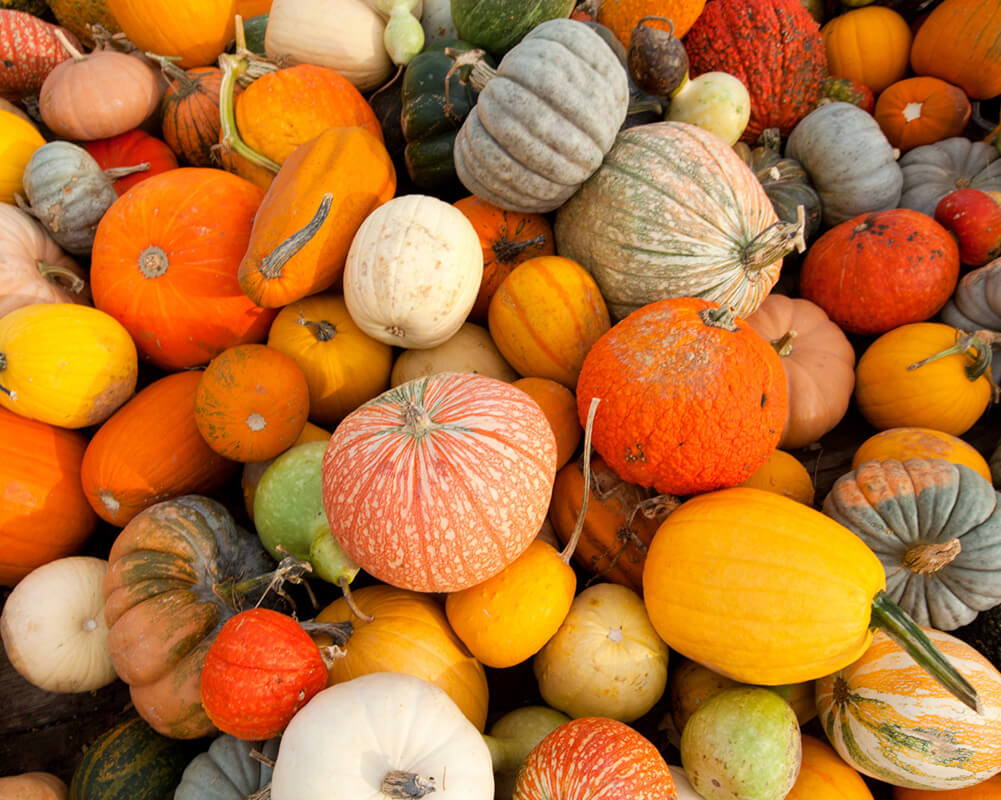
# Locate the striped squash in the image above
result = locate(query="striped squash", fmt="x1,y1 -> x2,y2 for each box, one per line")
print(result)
817,627 -> 1001,790
554,121 -> 801,320
321,372 -> 557,593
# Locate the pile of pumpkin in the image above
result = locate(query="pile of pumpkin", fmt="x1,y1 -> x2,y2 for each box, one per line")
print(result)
2,0 -> 1001,797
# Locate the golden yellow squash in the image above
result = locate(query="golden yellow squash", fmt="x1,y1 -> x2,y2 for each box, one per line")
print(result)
0,110 -> 45,205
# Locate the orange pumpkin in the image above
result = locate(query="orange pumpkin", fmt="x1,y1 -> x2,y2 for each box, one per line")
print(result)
238,126 -> 396,308
597,0 -> 707,45
822,6 -> 913,94
104,0 -> 236,68
0,407 -> 96,586
90,168 -> 275,371
453,195 -> 555,324
576,298 -> 787,496
194,344 -> 310,463
266,292 -> 393,426
895,775 -> 1001,799
786,735 -> 874,800
511,377 -> 581,470
488,255 -> 611,389
80,371 -> 237,527
910,0 -> 1001,100
159,64 -> 237,168
737,449 -> 815,506
874,77 -> 972,152
852,427 -> 992,482
313,584 -> 489,731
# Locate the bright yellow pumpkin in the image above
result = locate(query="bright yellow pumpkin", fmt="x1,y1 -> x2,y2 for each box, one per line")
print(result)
737,449 -> 815,505
852,427 -> 992,482
105,0 -> 237,68
0,304 -> 137,429
0,110 -> 45,205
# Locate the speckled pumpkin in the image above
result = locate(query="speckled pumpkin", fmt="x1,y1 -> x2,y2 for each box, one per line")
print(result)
575,297 -> 787,496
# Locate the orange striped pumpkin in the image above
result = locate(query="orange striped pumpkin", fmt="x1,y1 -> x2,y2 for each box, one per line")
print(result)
817,627 -> 1001,790
321,372 -> 557,593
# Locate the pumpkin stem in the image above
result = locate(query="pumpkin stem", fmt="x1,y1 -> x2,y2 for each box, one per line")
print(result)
401,401 -> 435,438
444,47 -> 495,99
103,162 -> 151,181
697,304 -> 739,331
492,234 -> 547,264
771,329 -> 797,357
37,261 -> 86,294
297,316 -> 337,342
257,194 -> 334,280
249,748 -> 277,768
906,329 -> 995,382
137,245 -> 169,279
758,127 -> 782,152
636,15 -> 676,35
626,493 -> 680,528
902,539 -> 962,574
560,397 -> 601,565
299,619 -> 354,645
338,576 -> 374,623
870,590 -> 981,713
144,52 -> 192,86
52,27 -> 86,61
381,770 -> 437,799
247,785 -> 271,800
216,554 -> 314,609
234,13 -> 248,53
217,52 -> 281,173
741,205 -> 807,272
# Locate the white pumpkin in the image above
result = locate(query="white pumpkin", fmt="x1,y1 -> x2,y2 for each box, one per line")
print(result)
0,556 -> 117,693
532,582 -> 669,722
668,766 -> 706,799
0,203 -> 88,318
265,0 -> 393,91
344,195 -> 484,349
390,322 -> 518,386
270,671 -> 494,800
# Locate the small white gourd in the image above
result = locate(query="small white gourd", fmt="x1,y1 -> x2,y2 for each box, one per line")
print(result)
666,71 -> 751,146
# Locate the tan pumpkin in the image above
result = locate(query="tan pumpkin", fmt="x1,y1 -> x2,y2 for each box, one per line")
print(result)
0,772 -> 68,800
390,322 -> 519,387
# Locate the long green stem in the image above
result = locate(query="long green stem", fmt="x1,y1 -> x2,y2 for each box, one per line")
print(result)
217,53 -> 280,173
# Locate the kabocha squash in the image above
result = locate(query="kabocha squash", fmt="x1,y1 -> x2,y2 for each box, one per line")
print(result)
823,458 -> 1001,631
0,203 -> 88,318
452,19 -> 629,213
105,0 -> 236,68
91,168 -> 274,370
0,11 -> 76,101
0,303 -> 137,429
266,292 -> 393,426
786,734 -> 874,800
82,129 -> 178,196
451,0 -> 575,55
175,735 -> 279,800
854,323 -> 993,435
817,627 -> 1001,789
555,122 -> 800,320
80,371 -> 237,527
102,495 -> 278,738
800,209 -> 960,335
159,65 -> 232,167
898,137 -> 1001,217
910,0 -> 1001,100
390,322 -> 519,387
744,293 -> 856,451
0,407 -> 96,586
684,0 -> 827,141
575,298 -> 787,496
238,126 -> 396,308
322,373 -> 556,593
853,428 -> 992,482
0,109 -> 45,204
941,258 -> 1001,331
270,673 -> 494,800
511,377 -> 580,469
343,195 -> 483,349
643,486 -> 980,711
821,5 -> 912,94
875,77 -> 972,152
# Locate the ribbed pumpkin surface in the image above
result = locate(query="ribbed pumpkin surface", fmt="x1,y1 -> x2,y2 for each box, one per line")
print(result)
160,66 -> 231,168
817,627 -> 1001,790
555,122 -> 787,320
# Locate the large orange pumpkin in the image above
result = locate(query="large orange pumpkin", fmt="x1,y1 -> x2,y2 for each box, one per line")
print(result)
910,0 -> 1001,100
321,372 -> 557,593
105,0 -> 236,68
90,168 -> 275,371
575,297 -> 788,496
0,407 -> 97,586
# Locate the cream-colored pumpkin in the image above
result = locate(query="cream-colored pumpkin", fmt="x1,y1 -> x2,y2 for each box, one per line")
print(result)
0,204 -> 89,318
344,195 -> 484,349
270,672 -> 494,799
265,0 -> 394,91
533,582 -> 669,722
666,72 -> 752,146
390,322 -> 518,386
669,766 -> 713,800
0,556 -> 117,693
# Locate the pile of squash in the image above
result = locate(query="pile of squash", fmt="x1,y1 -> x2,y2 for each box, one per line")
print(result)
1,0 -> 1001,797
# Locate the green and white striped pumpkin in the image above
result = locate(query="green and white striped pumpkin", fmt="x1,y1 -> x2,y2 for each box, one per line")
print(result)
816,627 -> 1001,790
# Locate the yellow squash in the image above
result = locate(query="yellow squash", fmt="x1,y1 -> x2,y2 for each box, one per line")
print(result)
0,110 -> 45,205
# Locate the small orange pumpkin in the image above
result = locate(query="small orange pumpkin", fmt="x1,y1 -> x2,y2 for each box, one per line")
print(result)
737,449 -> 815,506
874,77 -> 972,152
821,5 -> 912,94
511,377 -> 581,470
158,64 -> 237,168
786,735 -> 874,800
194,344 -> 310,463
852,427 -> 992,482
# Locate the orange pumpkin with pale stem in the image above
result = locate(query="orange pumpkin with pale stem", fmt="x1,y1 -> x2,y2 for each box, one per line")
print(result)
453,195 -> 555,324
874,77 -> 972,152
80,371 -> 237,527
238,126 -> 396,308
266,292 -> 393,426
321,372 -> 557,593
821,6 -> 912,94
104,0 -> 236,68
575,297 -> 787,496
910,0 -> 1001,100
0,407 -> 96,586
194,344 -> 310,463
313,584 -> 489,731
90,168 -> 274,371
511,377 -> 580,470
852,427 -> 992,481
786,735 -> 874,800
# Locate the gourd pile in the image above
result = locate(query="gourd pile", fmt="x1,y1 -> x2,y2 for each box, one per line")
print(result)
2,0 -> 1001,798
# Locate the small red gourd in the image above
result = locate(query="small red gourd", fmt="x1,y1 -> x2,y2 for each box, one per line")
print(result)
83,129 -> 178,196
935,188 -> 1001,267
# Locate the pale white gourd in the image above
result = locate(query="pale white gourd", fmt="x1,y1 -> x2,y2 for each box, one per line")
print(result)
0,556 -> 116,693
270,672 -> 494,800
265,0 -> 393,91
390,322 -> 517,386
666,72 -> 751,146
343,195 -> 483,349
420,0 -> 457,44
668,766 -> 705,799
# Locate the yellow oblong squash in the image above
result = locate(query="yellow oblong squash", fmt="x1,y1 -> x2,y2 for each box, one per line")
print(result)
643,487 -> 886,686
0,304 -> 138,428
0,110 -> 45,205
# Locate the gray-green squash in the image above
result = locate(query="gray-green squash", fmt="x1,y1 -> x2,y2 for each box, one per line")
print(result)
940,257 -> 1001,331
174,735 -> 280,800
785,101 -> 903,227
822,458 -> 1001,631
452,18 -> 629,214
898,136 -> 1001,217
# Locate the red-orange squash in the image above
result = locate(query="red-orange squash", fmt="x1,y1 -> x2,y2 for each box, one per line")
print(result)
80,371 -> 237,527
895,775 -> 1001,798
874,77 -> 972,152
575,298 -> 788,496
0,406 -> 96,586
910,0 -> 1001,100
321,372 -> 557,593
90,168 -> 275,370
82,129 -> 178,196
511,377 -> 581,470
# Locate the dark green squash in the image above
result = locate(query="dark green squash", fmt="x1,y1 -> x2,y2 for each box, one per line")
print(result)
174,735 -> 280,800
450,0 -> 575,56
401,39 -> 494,192
69,717 -> 201,800
242,13 -> 268,57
